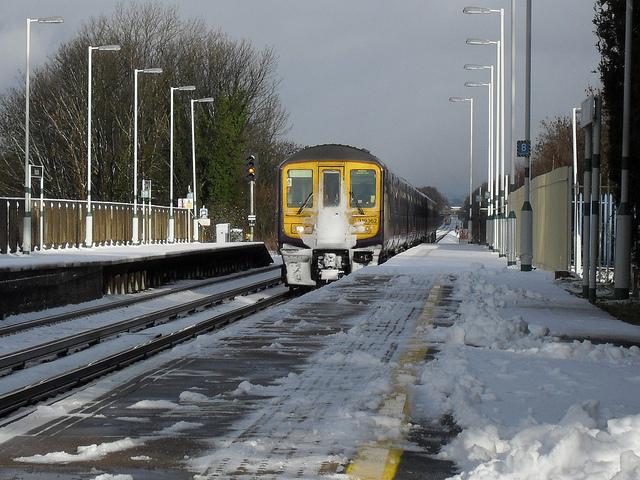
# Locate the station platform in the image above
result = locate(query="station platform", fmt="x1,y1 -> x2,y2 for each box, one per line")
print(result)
0,243 -> 273,317
2,236 -> 640,479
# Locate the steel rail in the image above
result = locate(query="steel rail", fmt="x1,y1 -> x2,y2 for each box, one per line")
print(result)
0,276 -> 282,372
0,288 -> 290,417
0,264 -> 281,337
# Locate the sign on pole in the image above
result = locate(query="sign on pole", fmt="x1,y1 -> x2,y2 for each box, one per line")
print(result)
516,140 -> 531,158
30,165 -> 44,178
141,179 -> 151,199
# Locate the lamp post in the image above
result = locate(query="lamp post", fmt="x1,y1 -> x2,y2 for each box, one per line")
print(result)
466,37 -> 502,253
571,106 -> 582,276
132,67 -> 162,245
23,16 -> 63,254
449,96 -> 474,242
190,97 -> 214,242
85,44 -> 120,248
169,85 -> 196,243
520,0 -> 533,271
464,7 -> 506,256
464,64 -> 494,247
614,0 -> 633,299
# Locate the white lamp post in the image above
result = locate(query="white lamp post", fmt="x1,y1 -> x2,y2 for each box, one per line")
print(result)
466,37 -> 502,253
23,16 -> 63,254
464,66 -> 494,247
85,44 -> 120,248
449,96 -> 474,242
465,7 -> 506,256
132,67 -> 162,244
169,85 -> 196,243
571,106 -> 582,275
190,97 -> 214,242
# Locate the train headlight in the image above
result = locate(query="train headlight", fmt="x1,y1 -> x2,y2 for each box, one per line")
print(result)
292,225 -> 314,234
350,224 -> 372,234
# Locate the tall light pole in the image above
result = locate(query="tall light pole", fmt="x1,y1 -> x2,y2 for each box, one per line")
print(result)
190,97 -> 214,242
132,67 -> 162,244
449,96 -> 475,241
614,0 -> 633,299
571,106 -> 582,275
465,64 -> 494,247
521,0 -> 533,271
169,85 -> 196,243
23,16 -> 63,254
85,44 -> 120,248
464,7 -> 506,256
467,37 -> 502,253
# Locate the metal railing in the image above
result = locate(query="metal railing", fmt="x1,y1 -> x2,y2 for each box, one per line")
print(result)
1,197 -> 192,254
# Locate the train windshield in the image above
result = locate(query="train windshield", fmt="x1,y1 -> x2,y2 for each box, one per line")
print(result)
286,169 -> 313,208
323,171 -> 341,207
350,169 -> 376,208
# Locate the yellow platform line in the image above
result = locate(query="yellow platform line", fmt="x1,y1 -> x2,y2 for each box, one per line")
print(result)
345,280 -> 443,480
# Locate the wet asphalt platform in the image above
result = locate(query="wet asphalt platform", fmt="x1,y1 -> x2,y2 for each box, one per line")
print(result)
0,245 -> 459,479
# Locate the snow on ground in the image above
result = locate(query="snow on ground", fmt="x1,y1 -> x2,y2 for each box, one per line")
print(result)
3,237 -> 640,478
0,284 -> 285,398
406,244 -> 640,479
0,241 -> 264,271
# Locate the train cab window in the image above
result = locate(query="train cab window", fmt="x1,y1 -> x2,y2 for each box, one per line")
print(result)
350,169 -> 376,208
286,169 -> 313,208
323,170 -> 341,207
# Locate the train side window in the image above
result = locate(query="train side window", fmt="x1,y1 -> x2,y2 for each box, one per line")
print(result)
323,170 -> 341,207
286,169 -> 313,208
350,169 -> 376,208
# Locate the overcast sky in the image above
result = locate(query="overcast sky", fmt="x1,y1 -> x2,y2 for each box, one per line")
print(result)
0,0 -> 600,202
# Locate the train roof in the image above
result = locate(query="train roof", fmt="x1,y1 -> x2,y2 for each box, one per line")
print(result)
280,144 -> 384,167
280,144 -> 437,206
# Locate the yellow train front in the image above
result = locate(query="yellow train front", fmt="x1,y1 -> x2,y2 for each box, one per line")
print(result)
278,144 -> 438,287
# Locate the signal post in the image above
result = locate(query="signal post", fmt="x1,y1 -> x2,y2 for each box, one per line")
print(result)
246,155 -> 257,241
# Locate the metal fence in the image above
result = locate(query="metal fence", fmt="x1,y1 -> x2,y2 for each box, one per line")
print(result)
1,197 -> 191,254
508,166 -> 618,280
572,191 -> 616,282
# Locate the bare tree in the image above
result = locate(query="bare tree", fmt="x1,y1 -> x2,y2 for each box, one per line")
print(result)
0,0 -> 289,244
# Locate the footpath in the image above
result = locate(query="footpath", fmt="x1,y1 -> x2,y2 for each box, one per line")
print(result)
1,235 -> 640,479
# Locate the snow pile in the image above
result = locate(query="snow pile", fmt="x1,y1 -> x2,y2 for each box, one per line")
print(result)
447,403 -> 640,480
414,263 -> 640,479
14,437 -> 142,464
127,399 -> 187,410
91,475 -> 133,480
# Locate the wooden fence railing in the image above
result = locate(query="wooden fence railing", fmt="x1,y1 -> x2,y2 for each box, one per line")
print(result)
1,197 -> 191,254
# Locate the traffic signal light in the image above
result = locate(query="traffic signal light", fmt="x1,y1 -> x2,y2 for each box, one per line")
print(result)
246,155 -> 256,181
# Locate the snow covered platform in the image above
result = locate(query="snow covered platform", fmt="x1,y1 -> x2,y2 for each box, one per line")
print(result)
2,240 -> 640,479
0,243 -> 273,317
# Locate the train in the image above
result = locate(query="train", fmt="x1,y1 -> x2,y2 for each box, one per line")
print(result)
277,144 -> 440,287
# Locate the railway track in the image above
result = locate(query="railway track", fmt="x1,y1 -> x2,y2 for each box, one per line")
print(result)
0,263 -> 281,337
0,268 -> 289,418
436,228 -> 454,243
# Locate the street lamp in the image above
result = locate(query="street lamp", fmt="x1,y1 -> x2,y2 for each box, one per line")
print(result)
190,97 -> 214,242
449,96 -> 474,242
465,64 -> 494,248
466,37 -> 503,254
132,67 -> 163,244
169,85 -> 196,243
23,16 -> 63,254
465,7 -> 507,256
85,44 -> 121,248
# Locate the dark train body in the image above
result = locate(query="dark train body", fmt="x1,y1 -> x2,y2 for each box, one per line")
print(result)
277,144 -> 439,287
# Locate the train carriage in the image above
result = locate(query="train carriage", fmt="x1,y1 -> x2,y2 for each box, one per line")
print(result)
277,144 -> 438,287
